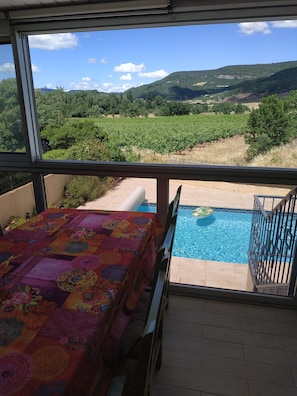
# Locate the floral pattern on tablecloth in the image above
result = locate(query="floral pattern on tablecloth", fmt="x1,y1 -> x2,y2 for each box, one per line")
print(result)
0,208 -> 164,396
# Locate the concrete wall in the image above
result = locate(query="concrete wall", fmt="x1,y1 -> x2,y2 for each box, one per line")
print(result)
0,174 -> 70,228
44,174 -> 70,208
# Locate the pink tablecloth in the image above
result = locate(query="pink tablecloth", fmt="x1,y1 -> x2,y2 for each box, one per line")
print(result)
0,208 -> 164,396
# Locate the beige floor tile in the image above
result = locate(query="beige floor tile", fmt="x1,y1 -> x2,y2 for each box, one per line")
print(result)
248,380 -> 297,396
174,259 -> 207,286
152,295 -> 297,396
201,354 -> 295,386
170,256 -> 250,290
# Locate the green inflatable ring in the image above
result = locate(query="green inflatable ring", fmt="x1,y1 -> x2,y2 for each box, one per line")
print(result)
192,206 -> 213,219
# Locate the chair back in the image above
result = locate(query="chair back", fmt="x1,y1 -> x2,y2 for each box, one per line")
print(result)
172,184 -> 182,219
164,184 -> 182,233
158,185 -> 182,310
131,254 -> 169,395
163,184 -> 182,251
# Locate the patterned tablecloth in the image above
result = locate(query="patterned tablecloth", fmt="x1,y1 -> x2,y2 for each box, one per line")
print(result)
0,208 -> 164,396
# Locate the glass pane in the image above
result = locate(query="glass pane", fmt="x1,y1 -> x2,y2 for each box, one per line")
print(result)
0,44 -> 25,152
28,23 -> 297,167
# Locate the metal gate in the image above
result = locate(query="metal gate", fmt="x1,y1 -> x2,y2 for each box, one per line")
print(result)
248,187 -> 297,296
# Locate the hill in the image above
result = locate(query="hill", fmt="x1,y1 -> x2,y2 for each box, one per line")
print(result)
128,60 -> 297,102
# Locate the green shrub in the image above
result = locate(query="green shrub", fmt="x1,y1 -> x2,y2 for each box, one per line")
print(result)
62,175 -> 117,208
244,94 -> 290,160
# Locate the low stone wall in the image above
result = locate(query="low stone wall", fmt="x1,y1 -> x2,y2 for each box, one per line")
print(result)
0,174 -> 70,228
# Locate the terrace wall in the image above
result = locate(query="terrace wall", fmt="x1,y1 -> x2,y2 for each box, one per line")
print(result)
0,174 -> 70,228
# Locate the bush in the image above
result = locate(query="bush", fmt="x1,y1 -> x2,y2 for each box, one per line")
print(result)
41,119 -> 108,150
244,94 -> 290,160
62,176 -> 117,208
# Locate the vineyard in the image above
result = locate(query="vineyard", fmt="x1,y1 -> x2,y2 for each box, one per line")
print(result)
92,113 -> 249,155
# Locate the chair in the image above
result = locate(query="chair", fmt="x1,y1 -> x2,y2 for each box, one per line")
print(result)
108,187 -> 182,395
142,186 -> 181,313
164,184 -> 182,234
109,253 -> 169,396
158,185 -> 182,309
130,257 -> 168,395
158,223 -> 175,309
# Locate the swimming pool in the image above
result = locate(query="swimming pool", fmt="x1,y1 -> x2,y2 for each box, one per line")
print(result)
138,204 -> 252,264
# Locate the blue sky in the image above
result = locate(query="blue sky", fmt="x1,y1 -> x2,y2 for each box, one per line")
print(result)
1,20 -> 297,93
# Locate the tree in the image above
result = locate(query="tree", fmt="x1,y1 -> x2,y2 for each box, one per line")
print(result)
0,78 -> 24,151
145,91 -> 153,110
192,103 -> 208,114
154,95 -> 163,107
109,94 -> 120,117
41,119 -> 108,150
234,103 -> 249,114
35,87 -> 68,130
159,101 -> 190,116
126,90 -> 133,103
283,90 -> 297,138
244,94 -> 290,160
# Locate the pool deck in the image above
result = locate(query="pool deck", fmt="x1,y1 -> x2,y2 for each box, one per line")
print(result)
78,178 -> 290,291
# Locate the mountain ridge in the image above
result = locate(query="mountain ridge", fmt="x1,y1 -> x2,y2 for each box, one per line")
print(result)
128,60 -> 297,102
38,60 -> 297,102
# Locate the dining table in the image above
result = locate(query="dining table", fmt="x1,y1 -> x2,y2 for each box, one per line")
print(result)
0,207 -> 164,396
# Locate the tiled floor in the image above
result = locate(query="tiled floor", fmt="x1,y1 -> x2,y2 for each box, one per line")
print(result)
171,257 -> 249,291
151,294 -> 297,396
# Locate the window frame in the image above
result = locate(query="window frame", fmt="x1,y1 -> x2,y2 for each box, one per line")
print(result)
0,4 -> 297,304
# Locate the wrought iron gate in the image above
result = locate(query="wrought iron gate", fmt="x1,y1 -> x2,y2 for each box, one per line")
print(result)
248,187 -> 297,296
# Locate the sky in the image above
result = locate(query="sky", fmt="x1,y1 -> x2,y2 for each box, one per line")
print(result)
1,20 -> 297,93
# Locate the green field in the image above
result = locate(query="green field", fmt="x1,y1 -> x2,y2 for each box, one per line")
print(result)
92,113 -> 249,154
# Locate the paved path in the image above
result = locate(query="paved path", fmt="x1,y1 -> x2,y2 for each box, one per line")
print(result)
79,177 -> 290,211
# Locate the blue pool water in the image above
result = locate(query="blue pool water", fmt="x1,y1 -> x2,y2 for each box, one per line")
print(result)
138,204 -> 252,264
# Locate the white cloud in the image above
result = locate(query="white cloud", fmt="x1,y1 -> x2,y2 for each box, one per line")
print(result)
88,58 -> 97,64
31,64 -> 41,73
102,83 -> 114,88
1,61 -> 39,73
139,69 -> 168,79
271,20 -> 297,28
69,77 -> 92,90
91,81 -> 142,93
114,62 -> 145,73
101,58 -> 108,64
121,83 -> 137,91
69,81 -> 91,90
60,78 -> 144,93
239,20 -> 297,35
120,73 -> 132,81
29,33 -> 78,50
239,22 -> 271,35
0,62 -> 15,72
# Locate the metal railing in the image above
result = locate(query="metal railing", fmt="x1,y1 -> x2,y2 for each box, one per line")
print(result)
0,174 -> 32,195
248,187 -> 297,296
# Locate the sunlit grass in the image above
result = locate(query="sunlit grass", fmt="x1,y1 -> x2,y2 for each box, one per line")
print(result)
250,139 -> 297,168
140,135 -> 297,168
